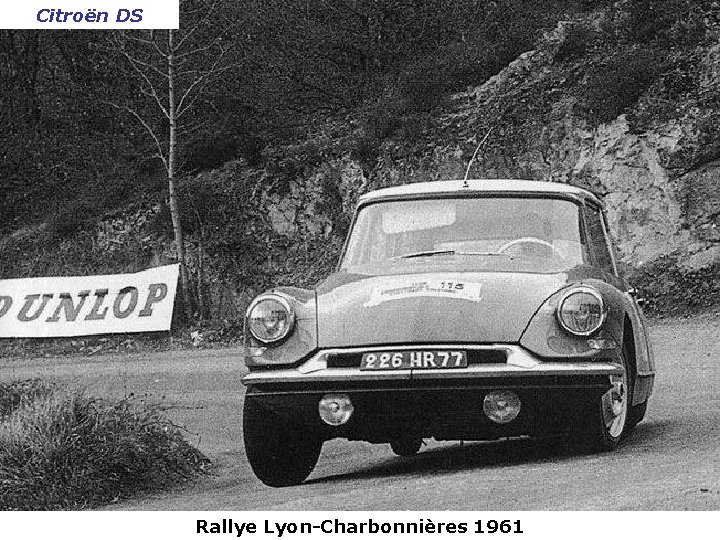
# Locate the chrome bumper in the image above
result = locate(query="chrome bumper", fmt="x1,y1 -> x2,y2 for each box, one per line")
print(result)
242,344 -> 623,385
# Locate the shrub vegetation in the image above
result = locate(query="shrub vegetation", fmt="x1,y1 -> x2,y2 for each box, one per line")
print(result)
0,380 -> 209,510
629,258 -> 720,317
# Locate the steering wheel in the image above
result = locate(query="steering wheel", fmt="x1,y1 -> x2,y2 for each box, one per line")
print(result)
498,237 -> 565,259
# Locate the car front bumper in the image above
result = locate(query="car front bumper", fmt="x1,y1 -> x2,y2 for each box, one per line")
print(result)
242,344 -> 623,442
242,344 -> 623,386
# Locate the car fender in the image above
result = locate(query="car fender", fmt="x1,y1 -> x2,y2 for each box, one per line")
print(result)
243,287 -> 317,368
520,278 -> 653,405
617,287 -> 655,404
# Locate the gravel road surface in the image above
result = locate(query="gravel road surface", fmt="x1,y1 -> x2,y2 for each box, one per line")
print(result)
1,315 -> 718,510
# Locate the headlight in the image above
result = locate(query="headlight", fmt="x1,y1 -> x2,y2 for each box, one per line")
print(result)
556,286 -> 605,336
246,294 -> 294,343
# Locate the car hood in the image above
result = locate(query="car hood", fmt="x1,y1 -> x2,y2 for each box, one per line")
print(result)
315,271 -> 569,348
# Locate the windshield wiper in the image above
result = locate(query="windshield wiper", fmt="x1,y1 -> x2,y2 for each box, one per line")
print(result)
454,251 -> 514,258
395,249 -> 456,259
395,250 -> 515,260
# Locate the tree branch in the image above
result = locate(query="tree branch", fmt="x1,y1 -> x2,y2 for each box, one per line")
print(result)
103,100 -> 168,173
127,55 -> 169,80
176,51 -> 232,118
117,48 -> 171,119
175,0 -> 219,52
123,32 -> 168,57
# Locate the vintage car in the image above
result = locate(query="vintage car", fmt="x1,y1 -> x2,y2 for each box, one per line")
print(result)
241,179 -> 655,487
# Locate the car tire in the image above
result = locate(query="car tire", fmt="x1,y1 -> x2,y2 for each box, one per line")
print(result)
243,396 -> 322,487
390,436 -> 423,457
582,341 -> 634,452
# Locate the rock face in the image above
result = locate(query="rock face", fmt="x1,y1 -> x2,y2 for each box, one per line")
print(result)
519,115 -> 694,265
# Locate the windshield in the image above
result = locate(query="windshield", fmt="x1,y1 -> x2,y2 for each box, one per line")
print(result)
339,196 -> 586,275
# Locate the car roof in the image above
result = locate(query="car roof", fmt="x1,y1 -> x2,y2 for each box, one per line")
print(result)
359,179 -> 604,207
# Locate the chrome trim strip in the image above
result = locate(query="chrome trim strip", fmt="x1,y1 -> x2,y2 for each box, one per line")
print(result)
242,344 -> 623,385
248,383 -> 609,396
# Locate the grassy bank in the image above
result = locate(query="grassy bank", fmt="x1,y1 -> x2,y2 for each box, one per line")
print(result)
0,379 -> 209,510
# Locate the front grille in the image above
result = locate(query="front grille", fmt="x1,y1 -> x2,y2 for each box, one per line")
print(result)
325,348 -> 507,368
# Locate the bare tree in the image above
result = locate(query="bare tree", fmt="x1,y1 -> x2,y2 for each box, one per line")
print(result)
106,0 -> 236,321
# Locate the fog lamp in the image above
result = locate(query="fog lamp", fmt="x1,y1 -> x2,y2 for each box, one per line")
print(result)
319,394 -> 354,426
483,391 -> 521,424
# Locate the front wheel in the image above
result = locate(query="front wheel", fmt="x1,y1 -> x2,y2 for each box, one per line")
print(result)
243,396 -> 322,487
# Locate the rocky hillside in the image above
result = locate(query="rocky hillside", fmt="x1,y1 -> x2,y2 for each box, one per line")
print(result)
2,2 -> 719,324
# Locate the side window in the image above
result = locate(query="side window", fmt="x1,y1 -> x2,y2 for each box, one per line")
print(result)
584,205 -> 614,273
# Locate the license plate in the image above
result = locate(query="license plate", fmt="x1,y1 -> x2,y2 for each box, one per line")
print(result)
360,350 -> 467,370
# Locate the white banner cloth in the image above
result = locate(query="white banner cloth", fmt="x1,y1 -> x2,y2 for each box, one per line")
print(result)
0,265 -> 179,337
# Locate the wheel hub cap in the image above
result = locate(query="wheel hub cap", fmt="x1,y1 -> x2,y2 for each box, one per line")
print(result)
601,374 -> 627,437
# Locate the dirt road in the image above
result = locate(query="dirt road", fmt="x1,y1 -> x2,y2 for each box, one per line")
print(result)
1,315 -> 718,510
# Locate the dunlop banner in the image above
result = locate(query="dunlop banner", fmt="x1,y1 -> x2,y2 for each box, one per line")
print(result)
0,265 -> 179,338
